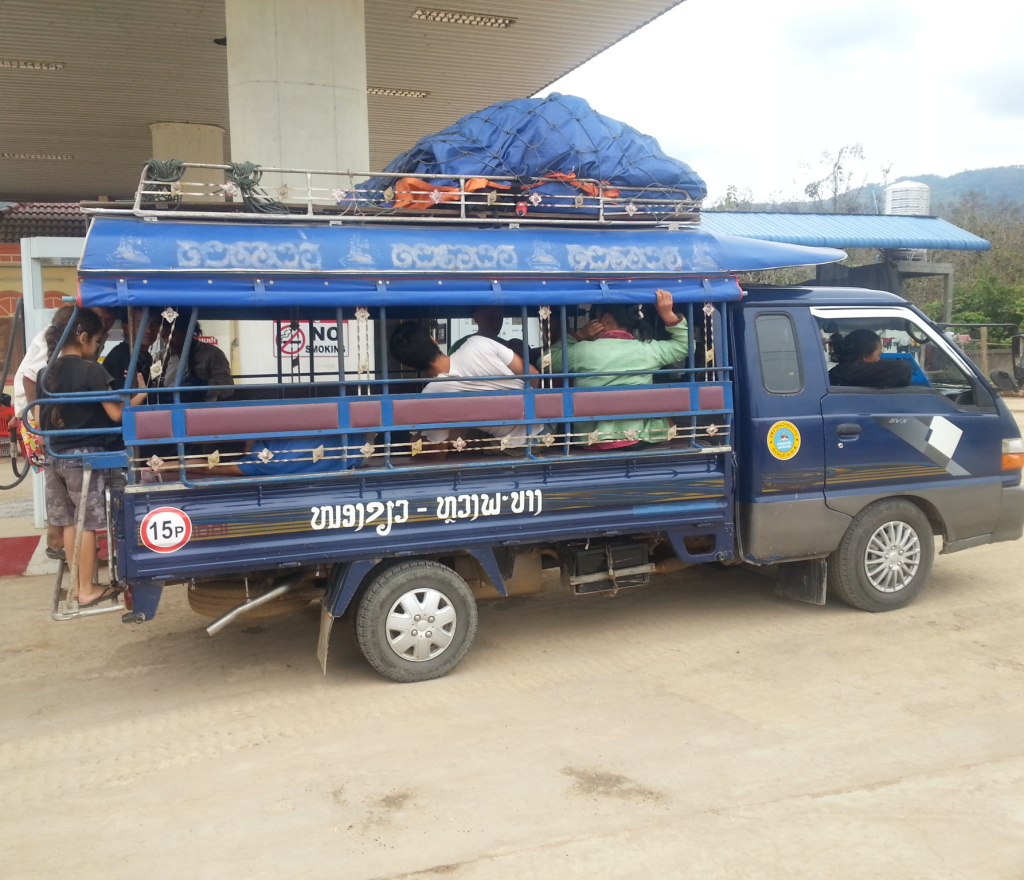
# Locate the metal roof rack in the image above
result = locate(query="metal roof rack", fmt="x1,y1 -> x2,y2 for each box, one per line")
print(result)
80,161 -> 703,228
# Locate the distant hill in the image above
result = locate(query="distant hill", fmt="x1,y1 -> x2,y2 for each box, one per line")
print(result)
859,166 -> 1024,211
890,166 -> 1024,207
713,166 -> 1024,214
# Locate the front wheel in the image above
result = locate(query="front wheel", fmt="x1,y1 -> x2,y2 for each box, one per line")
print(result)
354,560 -> 478,683
828,499 -> 934,612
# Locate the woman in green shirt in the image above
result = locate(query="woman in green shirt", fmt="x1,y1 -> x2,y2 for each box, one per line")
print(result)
550,290 -> 689,450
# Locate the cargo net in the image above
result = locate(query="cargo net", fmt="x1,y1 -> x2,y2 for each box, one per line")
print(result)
113,95 -> 706,225
365,93 -> 706,221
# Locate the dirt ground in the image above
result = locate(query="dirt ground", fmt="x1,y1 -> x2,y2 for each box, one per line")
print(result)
3,403 -> 1024,880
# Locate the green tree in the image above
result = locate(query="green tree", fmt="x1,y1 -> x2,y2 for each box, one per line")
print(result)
908,193 -> 1024,329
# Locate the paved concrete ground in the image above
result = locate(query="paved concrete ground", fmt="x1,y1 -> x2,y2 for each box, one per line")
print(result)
2,400 -> 1023,879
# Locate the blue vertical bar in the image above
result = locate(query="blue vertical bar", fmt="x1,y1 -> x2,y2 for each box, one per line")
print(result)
173,307 -> 199,481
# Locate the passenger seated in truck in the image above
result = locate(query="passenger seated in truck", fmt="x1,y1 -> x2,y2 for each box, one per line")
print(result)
103,307 -> 162,388
448,306 -> 510,353
828,329 -> 912,388
448,305 -> 536,362
550,289 -> 688,450
152,309 -> 234,403
389,321 -> 542,458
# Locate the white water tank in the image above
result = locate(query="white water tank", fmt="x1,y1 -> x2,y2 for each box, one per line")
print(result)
883,181 -> 930,260
884,180 -> 931,215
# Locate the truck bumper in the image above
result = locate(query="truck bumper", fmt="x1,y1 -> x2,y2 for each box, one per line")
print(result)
945,483 -> 1024,553
992,483 -> 1024,544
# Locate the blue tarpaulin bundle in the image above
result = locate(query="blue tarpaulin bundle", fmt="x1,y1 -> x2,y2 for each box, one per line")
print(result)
368,94 -> 706,215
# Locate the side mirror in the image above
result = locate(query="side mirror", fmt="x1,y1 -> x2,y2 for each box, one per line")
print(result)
1013,334 -> 1024,382
990,370 -> 1017,391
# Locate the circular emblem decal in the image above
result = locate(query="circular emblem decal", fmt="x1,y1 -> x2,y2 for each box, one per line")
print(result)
140,506 -> 193,554
767,421 -> 801,460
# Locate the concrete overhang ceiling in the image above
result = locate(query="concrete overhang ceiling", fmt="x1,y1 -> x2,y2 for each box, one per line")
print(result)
0,0 -> 684,202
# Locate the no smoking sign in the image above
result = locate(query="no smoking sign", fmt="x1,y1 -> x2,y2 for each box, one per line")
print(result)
277,324 -> 306,357
140,507 -> 193,553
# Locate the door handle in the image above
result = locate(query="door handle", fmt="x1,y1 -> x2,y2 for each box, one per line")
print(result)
836,423 -> 862,439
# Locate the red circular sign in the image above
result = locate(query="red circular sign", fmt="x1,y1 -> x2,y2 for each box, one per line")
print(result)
278,325 -> 305,357
140,507 -> 193,554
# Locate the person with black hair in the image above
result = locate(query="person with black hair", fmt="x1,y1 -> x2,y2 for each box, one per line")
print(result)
40,308 -> 147,606
11,305 -> 111,560
102,307 -> 162,388
153,310 -> 233,403
550,290 -> 688,449
828,329 -> 912,388
389,321 -> 540,457
448,306 -> 509,354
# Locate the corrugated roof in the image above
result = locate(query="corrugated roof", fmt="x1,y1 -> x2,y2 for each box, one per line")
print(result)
0,202 -> 87,243
698,212 -> 990,251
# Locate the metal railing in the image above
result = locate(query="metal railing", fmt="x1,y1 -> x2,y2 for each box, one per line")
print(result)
81,161 -> 704,227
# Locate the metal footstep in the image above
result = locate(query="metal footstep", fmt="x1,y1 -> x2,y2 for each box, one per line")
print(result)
50,559 -> 125,620
49,466 -> 126,620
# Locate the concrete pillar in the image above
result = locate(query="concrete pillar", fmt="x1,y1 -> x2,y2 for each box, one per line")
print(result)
225,0 -> 369,196
149,122 -> 226,202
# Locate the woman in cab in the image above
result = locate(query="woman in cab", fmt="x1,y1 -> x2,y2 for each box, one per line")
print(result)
828,329 -> 912,389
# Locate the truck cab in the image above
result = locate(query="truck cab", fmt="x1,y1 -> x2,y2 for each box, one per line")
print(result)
732,287 -> 1024,609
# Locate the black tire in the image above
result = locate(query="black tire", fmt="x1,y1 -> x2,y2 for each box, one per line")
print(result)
0,434 -> 31,491
828,499 -> 934,612
354,560 -> 477,683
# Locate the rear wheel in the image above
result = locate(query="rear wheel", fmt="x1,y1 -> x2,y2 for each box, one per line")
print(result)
828,499 -> 934,612
354,560 -> 477,683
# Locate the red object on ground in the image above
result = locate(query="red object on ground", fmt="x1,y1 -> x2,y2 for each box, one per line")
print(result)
0,536 -> 42,577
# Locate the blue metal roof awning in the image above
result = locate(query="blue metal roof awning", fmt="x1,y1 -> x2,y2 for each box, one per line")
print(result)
698,212 -> 990,251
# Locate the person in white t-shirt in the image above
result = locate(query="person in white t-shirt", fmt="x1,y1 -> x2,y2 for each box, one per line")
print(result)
389,321 -> 542,458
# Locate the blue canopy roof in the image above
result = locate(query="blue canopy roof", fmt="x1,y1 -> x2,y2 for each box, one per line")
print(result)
698,212 -> 990,251
77,215 -> 847,307
77,216 -> 845,308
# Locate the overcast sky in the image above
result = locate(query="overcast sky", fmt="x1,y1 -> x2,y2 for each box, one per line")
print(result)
539,0 -> 1024,203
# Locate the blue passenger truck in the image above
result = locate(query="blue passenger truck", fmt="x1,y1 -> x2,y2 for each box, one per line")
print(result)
40,167 -> 1024,682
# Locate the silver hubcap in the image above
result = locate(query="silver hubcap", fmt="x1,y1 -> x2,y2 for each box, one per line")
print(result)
385,588 -> 457,662
864,520 -> 921,593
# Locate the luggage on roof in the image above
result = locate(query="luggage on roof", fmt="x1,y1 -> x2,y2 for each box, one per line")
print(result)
369,93 -> 706,216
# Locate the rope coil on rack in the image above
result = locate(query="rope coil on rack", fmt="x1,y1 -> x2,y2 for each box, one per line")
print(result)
226,161 -> 290,215
144,158 -> 186,202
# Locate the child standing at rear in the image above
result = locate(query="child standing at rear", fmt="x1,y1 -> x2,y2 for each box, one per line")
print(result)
41,308 -> 147,607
